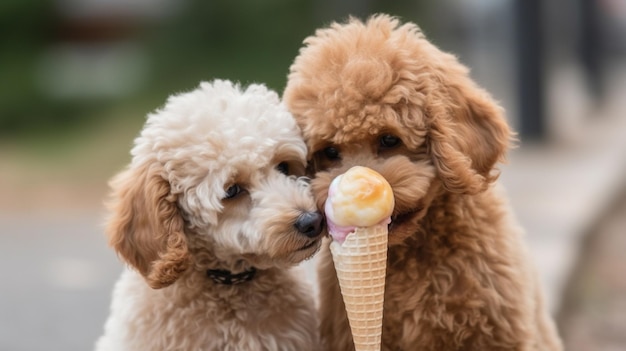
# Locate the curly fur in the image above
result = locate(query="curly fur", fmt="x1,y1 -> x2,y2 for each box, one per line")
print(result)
96,80 -> 323,351
284,15 -> 562,350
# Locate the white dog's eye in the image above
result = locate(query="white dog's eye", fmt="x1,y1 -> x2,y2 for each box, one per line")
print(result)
223,184 -> 242,199
276,162 -> 289,175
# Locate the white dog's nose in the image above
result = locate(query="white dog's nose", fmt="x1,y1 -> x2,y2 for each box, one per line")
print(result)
295,211 -> 324,238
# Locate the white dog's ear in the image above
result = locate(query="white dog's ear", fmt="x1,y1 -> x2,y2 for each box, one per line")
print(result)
105,164 -> 190,289
427,82 -> 512,195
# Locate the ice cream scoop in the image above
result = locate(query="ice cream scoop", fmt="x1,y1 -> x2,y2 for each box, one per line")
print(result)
324,166 -> 394,243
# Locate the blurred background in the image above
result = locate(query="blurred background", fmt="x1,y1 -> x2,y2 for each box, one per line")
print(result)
1,0 -> 625,350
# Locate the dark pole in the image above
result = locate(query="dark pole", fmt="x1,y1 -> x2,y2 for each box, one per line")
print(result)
579,0 -> 603,102
514,0 -> 546,141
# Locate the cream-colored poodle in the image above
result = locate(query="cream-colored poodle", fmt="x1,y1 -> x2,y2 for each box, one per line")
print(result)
284,15 -> 563,350
95,80 -> 324,351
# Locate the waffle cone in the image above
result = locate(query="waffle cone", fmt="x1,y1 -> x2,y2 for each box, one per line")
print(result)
330,225 -> 388,351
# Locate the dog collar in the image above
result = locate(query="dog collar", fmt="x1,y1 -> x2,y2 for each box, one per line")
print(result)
206,267 -> 257,285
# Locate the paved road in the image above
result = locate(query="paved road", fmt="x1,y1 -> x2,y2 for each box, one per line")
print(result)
0,212 -> 317,351
0,213 -> 121,351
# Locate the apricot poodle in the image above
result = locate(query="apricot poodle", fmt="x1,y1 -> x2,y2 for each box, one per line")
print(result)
95,80 -> 323,351
284,15 -> 562,350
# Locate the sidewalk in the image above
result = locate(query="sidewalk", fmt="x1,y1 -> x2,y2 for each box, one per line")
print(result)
499,62 -> 626,313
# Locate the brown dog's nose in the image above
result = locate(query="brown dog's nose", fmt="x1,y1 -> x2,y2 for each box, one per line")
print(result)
295,211 -> 324,238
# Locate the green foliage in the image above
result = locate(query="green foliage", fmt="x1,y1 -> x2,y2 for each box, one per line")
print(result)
0,0 -> 431,138
141,0 -> 317,94
0,0 -> 59,135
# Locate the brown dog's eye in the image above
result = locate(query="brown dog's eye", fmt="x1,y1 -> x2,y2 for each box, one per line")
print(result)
323,147 -> 341,160
380,135 -> 401,149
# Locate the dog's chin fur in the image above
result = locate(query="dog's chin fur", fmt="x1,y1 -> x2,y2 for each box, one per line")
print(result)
284,14 -> 562,351
96,80 -> 322,351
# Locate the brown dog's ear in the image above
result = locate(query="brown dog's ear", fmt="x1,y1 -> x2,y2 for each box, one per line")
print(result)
105,163 -> 190,289
427,82 -> 512,194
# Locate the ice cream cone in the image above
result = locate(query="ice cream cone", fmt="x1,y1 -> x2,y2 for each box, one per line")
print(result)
330,224 -> 388,351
